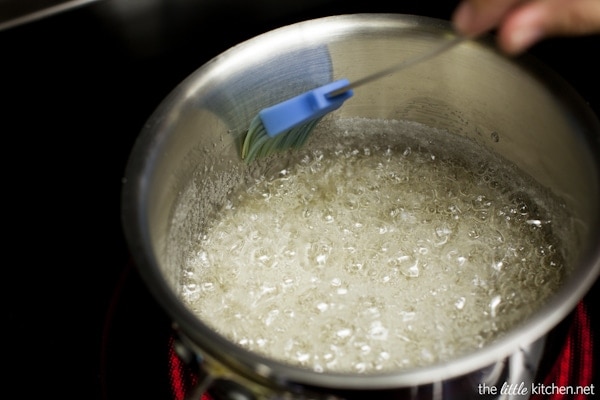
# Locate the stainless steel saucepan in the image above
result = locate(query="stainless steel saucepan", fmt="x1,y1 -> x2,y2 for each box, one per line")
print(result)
121,14 -> 600,399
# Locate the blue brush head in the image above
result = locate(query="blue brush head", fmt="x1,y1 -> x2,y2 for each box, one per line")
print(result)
258,79 -> 354,137
241,79 -> 353,162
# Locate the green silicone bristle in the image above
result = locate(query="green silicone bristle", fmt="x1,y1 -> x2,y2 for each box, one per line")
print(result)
241,115 -> 322,163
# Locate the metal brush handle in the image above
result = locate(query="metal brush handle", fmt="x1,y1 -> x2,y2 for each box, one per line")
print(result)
327,34 -> 470,98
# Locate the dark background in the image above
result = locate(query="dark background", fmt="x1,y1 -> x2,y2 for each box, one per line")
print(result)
1,1 -> 598,399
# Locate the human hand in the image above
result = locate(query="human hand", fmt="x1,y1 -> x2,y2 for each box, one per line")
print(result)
452,0 -> 600,55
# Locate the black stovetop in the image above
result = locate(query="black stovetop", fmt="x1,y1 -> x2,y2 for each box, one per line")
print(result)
1,1 -> 597,399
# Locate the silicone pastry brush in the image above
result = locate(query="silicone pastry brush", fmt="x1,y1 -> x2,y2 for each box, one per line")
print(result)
241,33 -> 467,162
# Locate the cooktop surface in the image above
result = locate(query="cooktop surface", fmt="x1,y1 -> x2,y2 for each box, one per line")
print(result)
1,1 -> 597,399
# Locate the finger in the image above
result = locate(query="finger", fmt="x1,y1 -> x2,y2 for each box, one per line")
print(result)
498,0 -> 600,54
452,0 -> 525,35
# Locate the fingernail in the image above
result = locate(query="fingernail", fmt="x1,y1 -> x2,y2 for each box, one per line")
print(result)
453,1 -> 475,34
